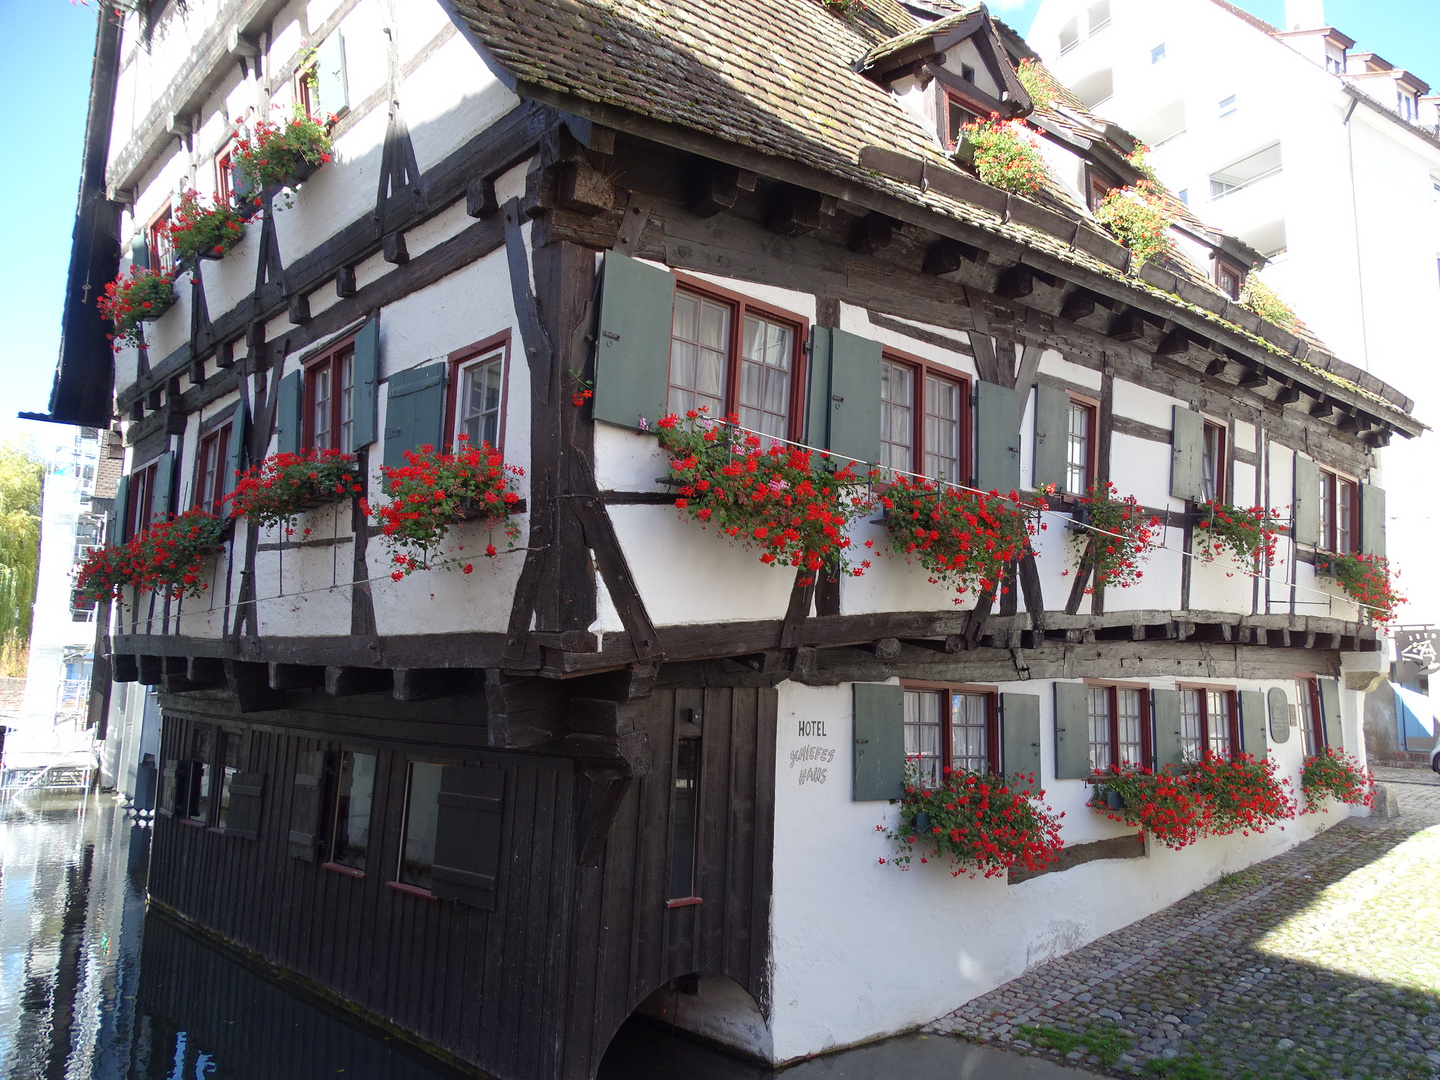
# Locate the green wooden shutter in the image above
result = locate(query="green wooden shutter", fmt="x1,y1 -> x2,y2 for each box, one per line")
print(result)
431,763 -> 506,910
222,398 -> 247,501
1053,682 -> 1091,780
224,771 -> 264,841
159,757 -> 178,817
805,326 -> 832,447
315,32 -> 349,116
383,362 -> 447,469
593,252 -> 675,431
288,750 -> 328,861
1153,689 -> 1184,768
1318,677 -> 1342,750
1239,690 -> 1267,758
275,370 -> 303,455
825,328 -> 882,467
112,475 -> 130,543
1032,384 -> 1069,492
974,381 -> 1022,493
1001,692 -> 1042,788
131,235 -> 149,271
1170,405 -> 1204,501
1292,455 -> 1320,547
853,683 -> 905,801
350,316 -> 380,450
150,451 -> 176,522
1360,483 -> 1386,557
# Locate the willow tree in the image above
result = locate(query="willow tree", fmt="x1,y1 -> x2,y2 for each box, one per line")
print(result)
0,441 -> 43,676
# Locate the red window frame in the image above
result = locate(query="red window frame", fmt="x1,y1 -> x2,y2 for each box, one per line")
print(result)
1065,392 -> 1099,495
1215,258 -> 1245,300
216,136 -> 243,205
1178,684 -> 1242,762
193,421 -> 232,515
1201,420 -> 1227,503
126,459 -> 160,539
901,681 -> 1001,785
946,94 -> 981,150
1318,467 -> 1359,553
1296,675 -> 1326,757
667,276 -> 809,442
295,59 -> 317,118
445,330 -> 510,453
1083,680 -> 1153,771
146,201 -> 175,272
879,349 -> 971,484
1085,167 -> 1117,213
303,335 -> 358,453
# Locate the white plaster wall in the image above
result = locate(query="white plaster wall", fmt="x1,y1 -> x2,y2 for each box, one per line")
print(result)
402,29 -> 522,174
764,675 -> 1341,1065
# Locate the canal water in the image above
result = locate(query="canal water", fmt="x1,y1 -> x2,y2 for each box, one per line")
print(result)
0,792 -> 781,1080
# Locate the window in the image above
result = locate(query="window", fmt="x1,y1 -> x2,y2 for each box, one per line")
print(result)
1215,259 -> 1244,301
902,684 -> 999,787
193,422 -> 232,515
1087,0 -> 1111,34
878,353 -> 969,483
398,761 -> 443,892
146,201 -> 175,272
181,726 -> 213,823
1200,420 -> 1225,502
448,333 -> 509,451
215,732 -> 241,831
1178,687 -> 1240,762
947,97 -> 979,149
666,283 -> 805,441
960,63 -> 976,84
1432,175 -> 1440,202
1218,95 -> 1238,119
668,735 -> 701,900
1065,394 -> 1097,495
1399,92 -> 1417,121
304,340 -> 356,452
1151,43 -> 1166,64
329,750 -> 376,872
1177,188 -> 1189,205
126,459 -> 160,539
1210,143 -> 1282,199
1086,683 -> 1152,771
1325,47 -> 1345,75
1086,167 -> 1115,213
1297,677 -> 1325,757
1059,17 -> 1079,53
295,59 -> 317,118
216,136 -> 248,205
1318,467 -> 1359,553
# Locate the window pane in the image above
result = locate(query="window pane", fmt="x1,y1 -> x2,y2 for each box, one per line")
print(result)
951,692 -> 989,774
216,734 -> 241,830
461,355 -> 505,449
669,737 -> 700,899
1066,402 -> 1091,494
1200,425 -> 1219,501
331,750 -> 377,871
339,353 -> 355,452
1297,681 -> 1318,758
738,315 -> 792,439
1319,471 -> 1336,550
880,362 -> 915,473
312,366 -> 332,450
669,292 -> 728,418
399,762 -> 444,891
1180,690 -> 1204,763
903,690 -> 942,789
1118,689 -> 1144,767
1337,480 -> 1356,552
1207,691 -> 1232,758
1088,687 -> 1112,771
923,376 -> 962,482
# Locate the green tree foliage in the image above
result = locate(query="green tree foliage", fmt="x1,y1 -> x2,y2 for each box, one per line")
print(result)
0,441 -> 43,676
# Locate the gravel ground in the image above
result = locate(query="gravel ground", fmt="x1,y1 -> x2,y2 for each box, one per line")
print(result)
928,768 -> 1440,1080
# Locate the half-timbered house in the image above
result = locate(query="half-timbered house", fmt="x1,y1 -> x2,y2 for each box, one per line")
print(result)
49,0 -> 1421,1076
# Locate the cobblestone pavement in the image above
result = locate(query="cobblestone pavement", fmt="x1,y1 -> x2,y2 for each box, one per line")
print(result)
928,767 -> 1440,1080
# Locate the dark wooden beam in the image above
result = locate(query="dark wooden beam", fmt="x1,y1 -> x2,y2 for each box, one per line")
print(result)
1309,396 -> 1335,419
687,161 -> 757,218
1237,365 -> 1269,389
185,655 -> 226,688
267,662 -> 325,690
1107,310 -> 1146,342
763,184 -> 836,237
847,212 -> 895,256
1273,381 -> 1301,406
334,266 -> 357,298
1204,356 -> 1229,377
466,175 -> 499,218
1156,329 -> 1193,357
1059,289 -> 1097,323
393,667 -> 472,702
382,231 -> 409,264
224,660 -> 286,713
286,293 -> 310,324
136,654 -> 163,685
922,237 -> 981,277
995,265 -> 1034,300
556,160 -> 615,213
112,653 -> 138,682
324,665 -> 392,697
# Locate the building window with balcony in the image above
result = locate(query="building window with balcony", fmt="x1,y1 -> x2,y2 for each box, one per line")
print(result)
902,684 -> 1000,787
1318,467 -> 1359,553
1087,0 -> 1111,34
1210,143 -> 1281,199
667,282 -> 806,441
1087,682 -> 1152,770
878,353 -> 969,484
1178,686 -> 1240,761
1059,17 -> 1079,53
1218,94 -> 1238,119
126,458 -> 160,540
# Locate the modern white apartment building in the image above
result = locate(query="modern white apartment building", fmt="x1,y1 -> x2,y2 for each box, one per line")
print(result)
1030,0 -> 1440,624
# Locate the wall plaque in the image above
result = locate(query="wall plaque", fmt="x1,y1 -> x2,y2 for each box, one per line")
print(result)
1267,687 -> 1291,743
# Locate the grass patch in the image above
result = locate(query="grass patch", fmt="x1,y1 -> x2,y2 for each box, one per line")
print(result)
1145,1057 -> 1223,1080
1016,1023 -> 1132,1066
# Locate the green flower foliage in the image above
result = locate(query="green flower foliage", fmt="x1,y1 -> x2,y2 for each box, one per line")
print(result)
960,117 -> 1048,196
1094,182 -> 1173,265
1241,275 -> 1298,329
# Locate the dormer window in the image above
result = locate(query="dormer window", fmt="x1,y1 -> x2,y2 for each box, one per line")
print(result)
960,63 -> 976,84
1399,91 -> 1418,121
947,96 -> 979,149
1325,44 -> 1345,74
1215,258 -> 1245,301
1086,167 -> 1116,213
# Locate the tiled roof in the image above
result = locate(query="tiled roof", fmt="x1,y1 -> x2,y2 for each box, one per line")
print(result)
857,5 -> 982,70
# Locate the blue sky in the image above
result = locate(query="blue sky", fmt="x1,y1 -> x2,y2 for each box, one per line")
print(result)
1,0 -> 1436,452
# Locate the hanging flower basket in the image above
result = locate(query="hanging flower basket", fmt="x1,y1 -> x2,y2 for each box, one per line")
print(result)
367,436 -> 525,577
1090,766 -> 1207,850
97,266 -> 176,351
164,189 -> 250,263
228,449 -> 364,531
76,509 -> 227,602
1181,753 -> 1295,837
956,115 -> 1048,196
875,475 -> 1042,602
1066,481 -> 1163,592
1195,500 -> 1286,571
1300,748 -> 1374,813
235,107 -> 336,197
882,758 -> 1064,879
1330,552 -> 1403,625
654,410 -> 873,585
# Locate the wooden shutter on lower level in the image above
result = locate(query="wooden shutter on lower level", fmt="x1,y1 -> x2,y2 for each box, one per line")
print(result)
974,381 -> 1023,493
824,328 -> 882,467
1032,384 -> 1069,491
221,397 -> 248,502
111,475 -> 130,543
1170,405 -> 1204,502
159,757 -> 179,817
852,683 -> 904,801
1239,690 -> 1267,757
383,363 -> 447,470
275,370 -> 303,456
1292,456 -> 1320,547
1153,689 -> 1184,769
1318,677 -> 1342,750
1053,682 -> 1090,779
1001,692 -> 1042,788
805,326 -> 832,449
431,763 -> 507,910
288,750 -> 329,861
150,450 -> 176,522
350,316 -> 380,450
1360,483 -> 1386,557
593,251 -> 675,431
224,772 -> 265,841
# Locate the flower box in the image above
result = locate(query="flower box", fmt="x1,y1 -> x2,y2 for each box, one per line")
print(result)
1313,551 -> 1338,577
138,296 -> 177,321
228,450 -> 364,530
